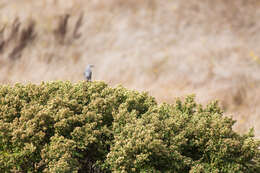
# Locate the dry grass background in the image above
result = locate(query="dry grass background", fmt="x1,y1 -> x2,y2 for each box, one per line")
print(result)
0,0 -> 260,138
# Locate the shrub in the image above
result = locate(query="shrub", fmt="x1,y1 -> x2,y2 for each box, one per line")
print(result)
0,81 -> 259,172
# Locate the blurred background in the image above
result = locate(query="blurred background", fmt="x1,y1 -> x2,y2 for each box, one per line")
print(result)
0,0 -> 259,138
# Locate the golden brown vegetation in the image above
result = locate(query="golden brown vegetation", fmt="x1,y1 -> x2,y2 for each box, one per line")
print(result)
0,0 -> 260,138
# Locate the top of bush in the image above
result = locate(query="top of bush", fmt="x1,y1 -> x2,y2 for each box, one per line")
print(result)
0,81 -> 259,173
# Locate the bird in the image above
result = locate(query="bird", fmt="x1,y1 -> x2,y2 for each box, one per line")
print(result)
84,64 -> 94,81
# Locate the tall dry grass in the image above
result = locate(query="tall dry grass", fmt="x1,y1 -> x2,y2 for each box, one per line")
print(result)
0,0 -> 260,138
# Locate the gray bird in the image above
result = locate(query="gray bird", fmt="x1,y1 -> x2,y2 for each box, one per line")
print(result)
84,64 -> 94,81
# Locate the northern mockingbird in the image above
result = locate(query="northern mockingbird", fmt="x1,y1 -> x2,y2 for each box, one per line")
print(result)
84,64 -> 94,81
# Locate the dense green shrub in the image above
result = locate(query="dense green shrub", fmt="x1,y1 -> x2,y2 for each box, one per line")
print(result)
0,81 -> 259,172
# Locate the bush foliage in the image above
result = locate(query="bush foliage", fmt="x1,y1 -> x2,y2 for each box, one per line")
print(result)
0,81 -> 259,172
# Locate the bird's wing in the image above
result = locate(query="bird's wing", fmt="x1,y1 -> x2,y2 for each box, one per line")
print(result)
84,69 -> 92,78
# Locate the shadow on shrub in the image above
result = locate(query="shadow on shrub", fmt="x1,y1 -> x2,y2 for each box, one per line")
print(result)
0,81 -> 259,172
